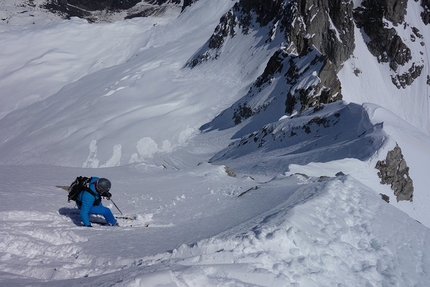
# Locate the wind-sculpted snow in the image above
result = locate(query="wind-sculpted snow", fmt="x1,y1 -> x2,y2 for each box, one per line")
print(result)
0,211 -> 91,280
10,175 -> 429,286
0,1 -> 239,167
161,176 -> 430,286
210,102 -> 385,175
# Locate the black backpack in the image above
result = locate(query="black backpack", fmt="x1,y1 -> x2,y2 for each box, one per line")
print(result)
68,176 -> 100,206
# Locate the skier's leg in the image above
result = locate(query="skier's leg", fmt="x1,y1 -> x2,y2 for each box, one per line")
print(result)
89,205 -> 117,225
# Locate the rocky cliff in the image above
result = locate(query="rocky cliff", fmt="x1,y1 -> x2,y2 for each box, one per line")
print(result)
189,0 -> 355,123
189,0 -> 429,126
353,0 -> 425,88
43,0 -> 182,21
375,144 -> 414,202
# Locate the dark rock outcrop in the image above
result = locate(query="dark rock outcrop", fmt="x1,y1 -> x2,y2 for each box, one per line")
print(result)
421,0 -> 430,24
182,0 -> 199,11
353,0 -> 424,88
228,46 -> 342,126
380,193 -> 390,203
353,1 -> 410,70
43,0 -> 181,21
283,0 -> 355,70
375,144 -> 414,202
283,49 -> 342,115
391,63 -> 424,89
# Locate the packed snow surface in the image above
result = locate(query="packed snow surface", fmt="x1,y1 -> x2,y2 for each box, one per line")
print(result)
1,0 -> 430,286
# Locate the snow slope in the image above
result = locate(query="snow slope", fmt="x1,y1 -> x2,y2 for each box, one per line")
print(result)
1,0 -> 430,286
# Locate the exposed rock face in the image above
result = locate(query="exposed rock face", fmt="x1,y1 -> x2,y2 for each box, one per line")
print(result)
189,0 -> 355,122
186,9 -> 237,67
283,0 -> 355,71
245,0 -> 352,117
353,0 -> 425,88
229,46 -> 343,125
43,0 -> 181,21
283,48 -> 342,115
421,0 -> 430,24
190,0 -> 428,95
182,0 -> 199,11
353,1 -> 410,70
375,144 -> 414,202
188,0 -> 355,68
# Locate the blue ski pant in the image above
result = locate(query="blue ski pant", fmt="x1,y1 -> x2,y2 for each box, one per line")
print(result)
89,205 -> 117,225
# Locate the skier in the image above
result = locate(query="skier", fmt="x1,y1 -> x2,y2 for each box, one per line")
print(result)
77,177 -> 118,227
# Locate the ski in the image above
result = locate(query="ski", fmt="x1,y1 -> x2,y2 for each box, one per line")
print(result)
115,215 -> 136,220
90,220 -> 149,228
115,215 -> 149,227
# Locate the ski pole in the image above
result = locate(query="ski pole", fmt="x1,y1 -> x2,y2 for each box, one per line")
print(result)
110,199 -> 123,215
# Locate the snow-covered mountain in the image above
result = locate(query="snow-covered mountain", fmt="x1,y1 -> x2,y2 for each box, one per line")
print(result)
1,0 -> 185,23
1,0 -> 430,286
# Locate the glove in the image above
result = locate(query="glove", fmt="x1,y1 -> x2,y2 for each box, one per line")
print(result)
102,191 -> 112,199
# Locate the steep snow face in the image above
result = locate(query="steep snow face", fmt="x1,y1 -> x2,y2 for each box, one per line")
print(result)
0,17 -> 169,119
0,0 -> 239,167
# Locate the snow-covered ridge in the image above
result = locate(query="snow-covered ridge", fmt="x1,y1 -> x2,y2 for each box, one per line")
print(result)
0,0 -> 183,25
210,102 -> 385,173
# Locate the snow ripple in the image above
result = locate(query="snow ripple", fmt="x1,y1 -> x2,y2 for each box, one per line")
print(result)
0,211 -> 91,280
157,176 -> 429,287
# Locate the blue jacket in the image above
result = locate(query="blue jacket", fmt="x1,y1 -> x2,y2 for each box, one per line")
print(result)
77,177 -> 102,226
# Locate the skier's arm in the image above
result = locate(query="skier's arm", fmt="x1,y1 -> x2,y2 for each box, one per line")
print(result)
80,191 -> 94,226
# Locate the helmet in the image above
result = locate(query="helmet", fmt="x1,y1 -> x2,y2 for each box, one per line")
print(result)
96,178 -> 111,193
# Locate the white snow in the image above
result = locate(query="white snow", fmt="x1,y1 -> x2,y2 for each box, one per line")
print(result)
1,0 -> 430,286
